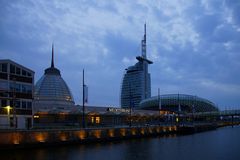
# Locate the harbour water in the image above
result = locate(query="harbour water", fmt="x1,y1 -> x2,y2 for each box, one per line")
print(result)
1,126 -> 240,160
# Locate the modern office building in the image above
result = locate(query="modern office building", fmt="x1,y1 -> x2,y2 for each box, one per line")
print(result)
0,59 -> 34,129
139,94 -> 219,112
34,44 -> 75,112
120,24 -> 153,108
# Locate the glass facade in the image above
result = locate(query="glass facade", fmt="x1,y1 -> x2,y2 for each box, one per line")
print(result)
121,24 -> 152,108
139,94 -> 219,112
121,62 -> 151,108
35,74 -> 74,103
34,46 -> 75,111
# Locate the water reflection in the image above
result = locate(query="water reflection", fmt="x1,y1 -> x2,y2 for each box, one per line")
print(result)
124,138 -> 153,160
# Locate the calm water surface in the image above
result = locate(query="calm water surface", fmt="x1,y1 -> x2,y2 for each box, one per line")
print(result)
1,126 -> 240,160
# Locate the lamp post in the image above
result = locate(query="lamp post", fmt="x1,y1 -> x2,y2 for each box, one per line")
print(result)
129,83 -> 132,127
158,88 -> 161,126
82,69 -> 85,128
5,106 -> 11,128
177,93 -> 181,125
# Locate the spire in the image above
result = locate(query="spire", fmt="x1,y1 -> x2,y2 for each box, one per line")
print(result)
142,23 -> 147,58
51,43 -> 54,68
144,23 -> 146,40
44,43 -> 60,75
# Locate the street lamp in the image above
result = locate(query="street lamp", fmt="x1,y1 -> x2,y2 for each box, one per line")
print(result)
129,83 -> 133,127
4,105 -> 12,128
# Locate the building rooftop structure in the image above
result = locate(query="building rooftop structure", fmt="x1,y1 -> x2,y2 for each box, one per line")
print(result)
139,94 -> 219,112
34,44 -> 75,112
120,24 -> 153,108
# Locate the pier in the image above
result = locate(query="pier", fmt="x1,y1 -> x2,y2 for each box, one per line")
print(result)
1,121 -> 239,149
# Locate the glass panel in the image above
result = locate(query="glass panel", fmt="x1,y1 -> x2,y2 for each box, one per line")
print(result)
22,101 -> 26,109
10,83 -> 21,92
10,64 -> 15,74
35,75 -> 74,102
16,67 -> 21,75
26,85 -> 32,94
22,85 -> 27,93
0,80 -> 8,90
1,63 -> 7,72
15,100 -> 20,108
22,70 -> 27,76
1,99 -> 7,107
27,102 -> 32,109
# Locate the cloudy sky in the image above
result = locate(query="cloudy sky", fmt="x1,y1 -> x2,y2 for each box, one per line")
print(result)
0,0 -> 240,110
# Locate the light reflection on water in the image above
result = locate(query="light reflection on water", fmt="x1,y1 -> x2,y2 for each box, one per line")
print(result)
1,126 -> 240,160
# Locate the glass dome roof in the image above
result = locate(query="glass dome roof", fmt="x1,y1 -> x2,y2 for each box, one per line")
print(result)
34,44 -> 74,107
35,74 -> 74,104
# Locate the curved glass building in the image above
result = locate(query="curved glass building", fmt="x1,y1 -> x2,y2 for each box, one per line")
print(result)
34,45 -> 75,111
121,24 -> 153,108
139,94 -> 218,112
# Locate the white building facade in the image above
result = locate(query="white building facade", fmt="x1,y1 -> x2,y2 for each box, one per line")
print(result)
0,59 -> 34,129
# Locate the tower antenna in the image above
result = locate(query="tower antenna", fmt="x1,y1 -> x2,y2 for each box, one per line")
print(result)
142,23 -> 147,58
51,43 -> 54,68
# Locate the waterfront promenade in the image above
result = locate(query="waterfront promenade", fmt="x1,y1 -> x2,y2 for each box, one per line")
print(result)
0,120 -> 239,149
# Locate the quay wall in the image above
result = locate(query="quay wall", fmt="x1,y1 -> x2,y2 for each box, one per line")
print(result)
0,126 -> 177,149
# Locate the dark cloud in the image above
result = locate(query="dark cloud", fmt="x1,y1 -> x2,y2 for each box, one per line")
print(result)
0,0 -> 239,109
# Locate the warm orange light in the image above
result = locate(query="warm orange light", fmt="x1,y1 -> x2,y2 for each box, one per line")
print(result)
173,125 -> 177,131
156,127 -> 160,133
95,117 -> 100,124
13,140 -> 19,145
120,128 -> 126,136
131,128 -> 136,135
168,126 -> 172,131
91,117 -> 94,123
12,133 -> 20,144
148,128 -> 153,133
77,130 -> 86,140
59,133 -> 67,141
93,130 -> 101,138
35,132 -> 48,142
108,129 -> 114,137
140,128 -> 145,135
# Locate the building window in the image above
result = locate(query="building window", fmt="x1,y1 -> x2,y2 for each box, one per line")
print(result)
1,63 -> 7,72
1,99 -> 7,107
21,84 -> 32,93
91,117 -> 94,124
15,100 -> 20,108
22,101 -> 26,109
10,64 -> 15,74
26,85 -> 32,94
0,80 -> 8,90
10,83 -> 21,92
22,70 -> 27,76
10,100 -> 13,107
95,117 -> 100,124
27,102 -> 32,109
16,67 -> 21,75
27,72 -> 32,77
22,85 -> 26,93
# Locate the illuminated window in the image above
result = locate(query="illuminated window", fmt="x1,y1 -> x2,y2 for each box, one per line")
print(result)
91,117 -> 94,123
95,117 -> 100,124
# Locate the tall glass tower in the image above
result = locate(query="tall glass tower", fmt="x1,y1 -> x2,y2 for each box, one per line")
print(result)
120,24 -> 153,108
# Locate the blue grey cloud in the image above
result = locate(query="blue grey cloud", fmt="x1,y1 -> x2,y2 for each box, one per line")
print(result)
0,0 -> 239,109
